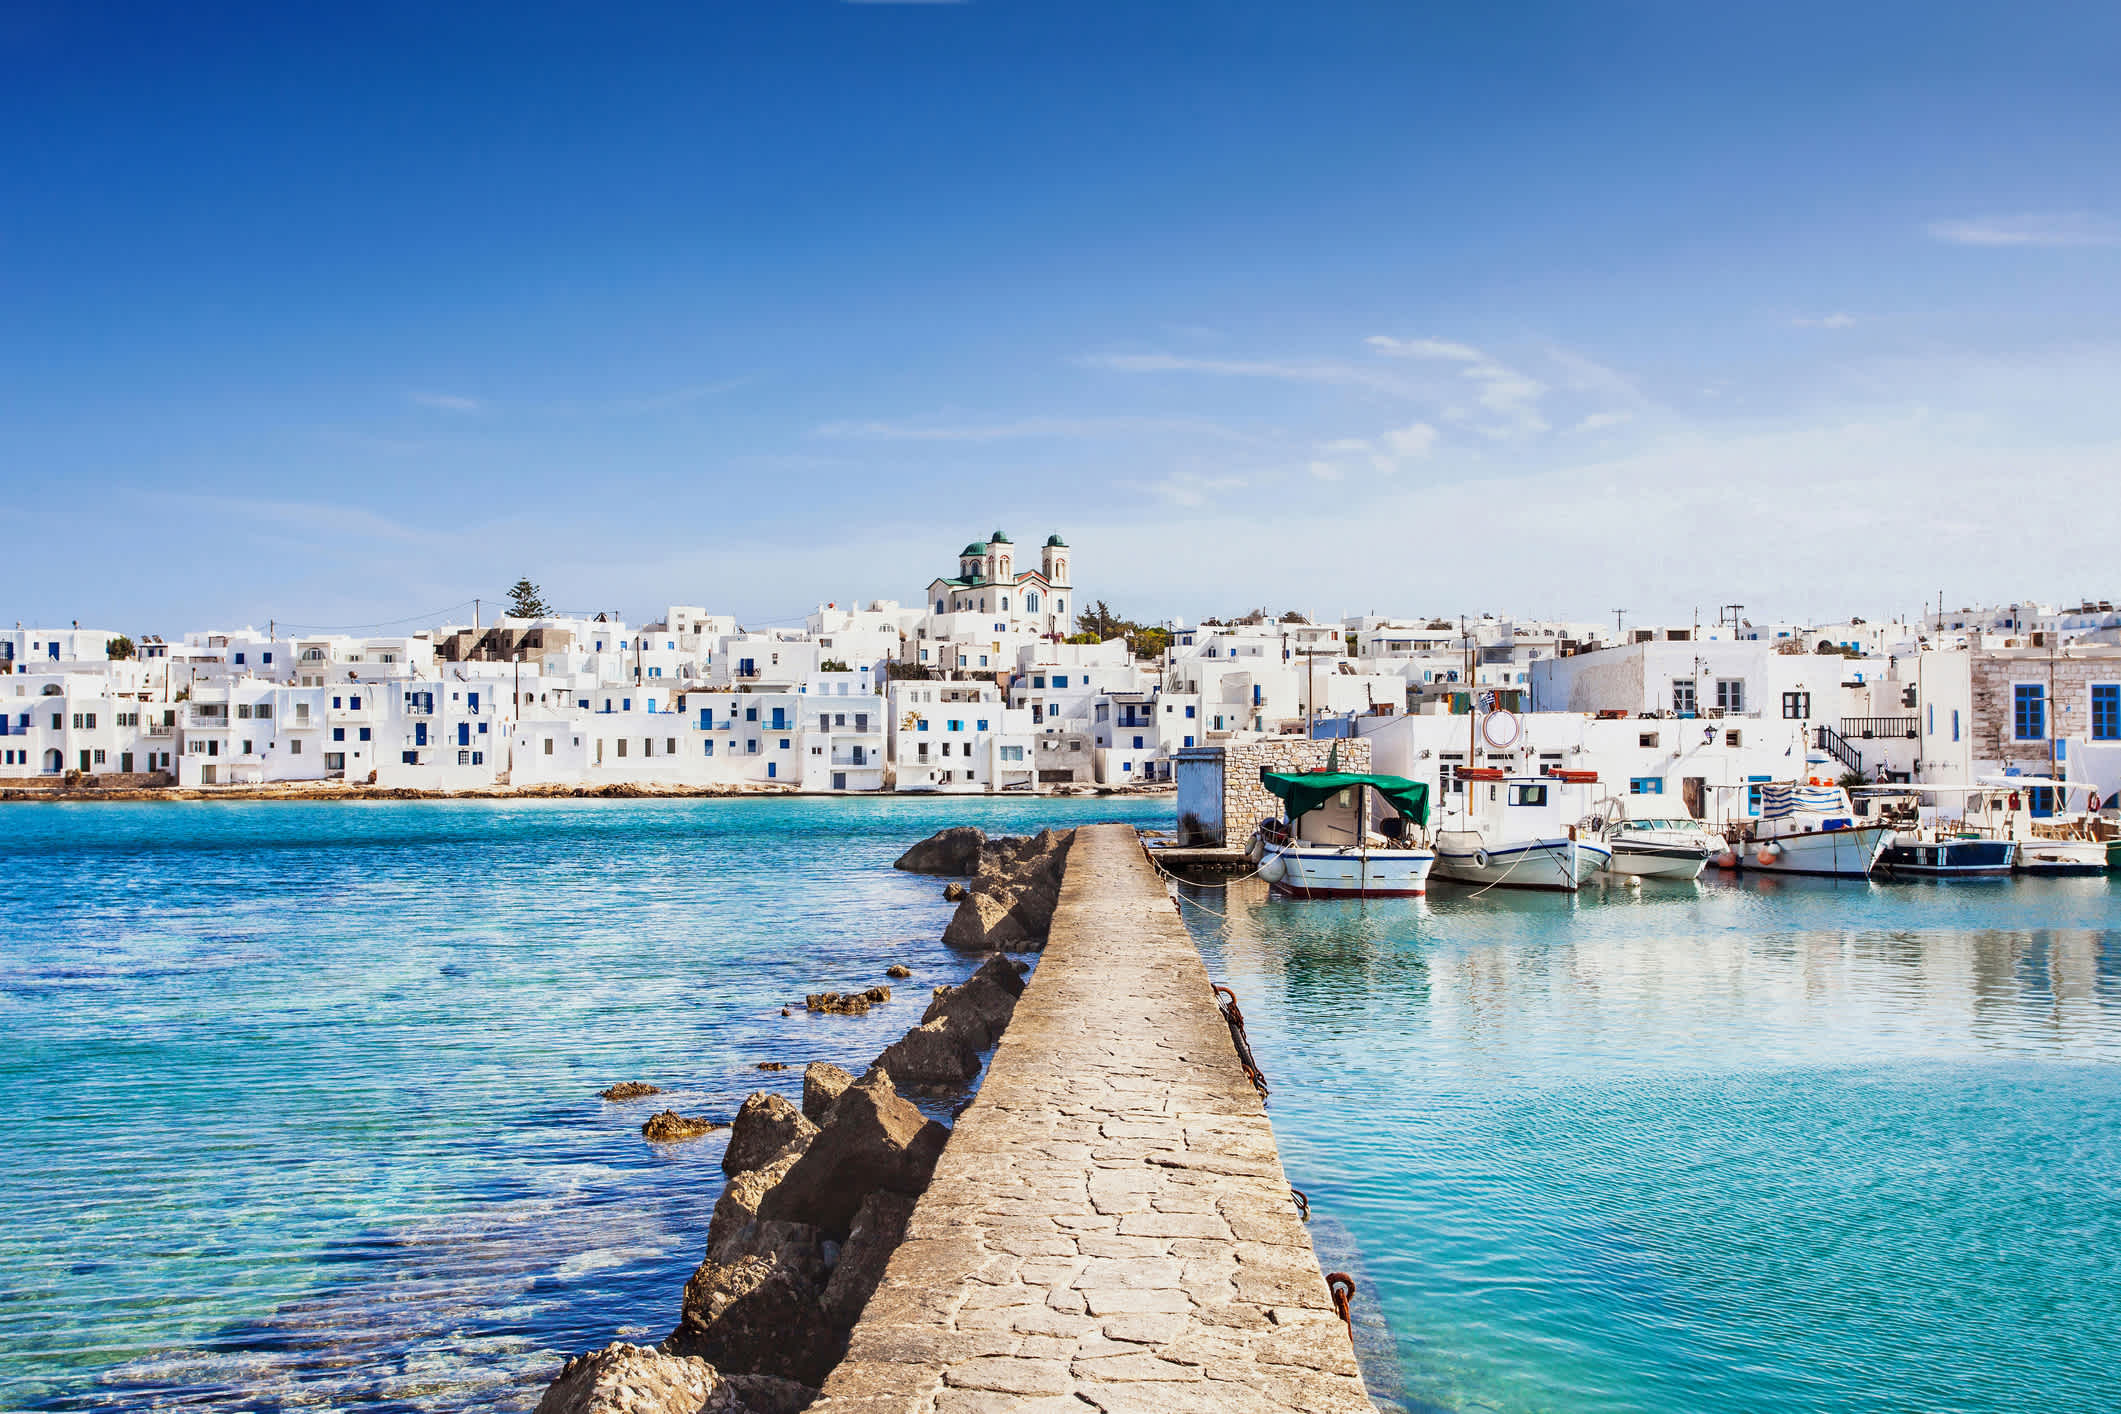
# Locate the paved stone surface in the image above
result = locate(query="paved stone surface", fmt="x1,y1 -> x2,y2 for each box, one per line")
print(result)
813,824 -> 1370,1413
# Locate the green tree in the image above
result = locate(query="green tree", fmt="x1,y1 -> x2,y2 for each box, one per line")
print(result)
507,577 -> 553,619
106,635 -> 135,660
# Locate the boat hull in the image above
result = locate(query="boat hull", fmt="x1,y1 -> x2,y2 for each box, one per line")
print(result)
1604,840 -> 1713,880
2015,841 -> 2109,876
1431,832 -> 1613,891
1879,838 -> 2016,878
1263,843 -> 1435,898
1742,825 -> 1892,878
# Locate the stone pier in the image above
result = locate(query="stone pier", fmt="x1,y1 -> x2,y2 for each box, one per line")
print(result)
814,824 -> 1371,1413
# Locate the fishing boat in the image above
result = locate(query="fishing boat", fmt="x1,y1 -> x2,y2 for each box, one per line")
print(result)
1587,801 -> 1721,880
1970,776 -> 2109,876
1249,768 -> 1435,898
1731,783 -> 1892,878
1853,784 -> 2016,879
1431,767 -> 1611,891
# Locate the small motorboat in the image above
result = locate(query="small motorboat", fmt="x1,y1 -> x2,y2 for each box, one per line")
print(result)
1588,801 -> 1721,881
1250,767 -> 1435,898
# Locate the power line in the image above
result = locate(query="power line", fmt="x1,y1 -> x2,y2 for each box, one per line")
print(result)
274,599 -> 481,634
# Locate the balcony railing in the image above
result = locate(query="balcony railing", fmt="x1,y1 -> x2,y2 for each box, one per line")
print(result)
1841,716 -> 1917,740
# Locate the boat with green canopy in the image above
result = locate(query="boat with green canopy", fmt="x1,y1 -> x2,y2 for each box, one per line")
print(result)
1248,767 -> 1436,898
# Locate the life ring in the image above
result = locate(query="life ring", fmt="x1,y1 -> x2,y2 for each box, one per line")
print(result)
2090,791 -> 2104,813
2008,791 -> 2021,812
1472,848 -> 1490,870
1480,711 -> 1522,748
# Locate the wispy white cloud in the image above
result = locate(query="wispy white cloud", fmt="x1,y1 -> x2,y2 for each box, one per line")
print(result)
1304,420 -> 1438,480
1366,334 -> 1548,436
606,378 -> 748,414
1384,421 -> 1438,458
1574,410 -> 1634,432
1078,351 -> 1416,397
1307,460 -> 1344,482
410,391 -> 481,412
1927,213 -> 2119,248
1791,313 -> 1857,329
814,414 -> 1249,443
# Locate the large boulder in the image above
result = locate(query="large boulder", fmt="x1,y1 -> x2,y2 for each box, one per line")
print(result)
665,1254 -> 841,1388
892,826 -> 985,875
707,1147 -> 809,1264
758,1068 -> 949,1234
722,1092 -> 817,1176
643,1111 -> 725,1143
870,1018 -> 980,1089
533,1341 -> 724,1414
919,956 -> 1023,1050
941,890 -> 1028,951
819,1189 -> 917,1327
801,1062 -> 854,1124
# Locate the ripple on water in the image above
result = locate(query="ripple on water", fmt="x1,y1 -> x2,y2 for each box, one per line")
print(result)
0,795 -> 1167,1413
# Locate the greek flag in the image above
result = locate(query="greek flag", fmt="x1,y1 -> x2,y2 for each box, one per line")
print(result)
1476,690 -> 1497,712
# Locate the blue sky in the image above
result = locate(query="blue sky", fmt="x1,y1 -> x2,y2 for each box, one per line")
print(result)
3,1 -> 2117,634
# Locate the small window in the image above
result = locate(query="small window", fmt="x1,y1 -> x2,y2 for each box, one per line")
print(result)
1781,691 -> 1810,720
1638,731 -> 1659,748
1508,784 -> 1548,807
1630,777 -> 1664,795
2014,683 -> 2045,741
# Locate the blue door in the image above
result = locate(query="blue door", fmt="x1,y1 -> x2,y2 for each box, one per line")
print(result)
467,692 -> 479,713
767,761 -> 776,779
457,722 -> 470,746
415,723 -> 428,747
771,707 -> 787,730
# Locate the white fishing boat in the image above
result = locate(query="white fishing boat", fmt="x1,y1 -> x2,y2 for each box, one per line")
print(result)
1733,783 -> 1892,878
1431,767 -> 1611,892
1853,783 -> 2015,879
1966,776 -> 2108,876
1250,767 -> 1435,898
1587,800 -> 1721,880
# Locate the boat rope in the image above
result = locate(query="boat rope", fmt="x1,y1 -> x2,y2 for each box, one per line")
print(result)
1462,837 -> 1540,899
1327,1271 -> 1356,1325
1213,983 -> 1270,1099
1291,1186 -> 1310,1221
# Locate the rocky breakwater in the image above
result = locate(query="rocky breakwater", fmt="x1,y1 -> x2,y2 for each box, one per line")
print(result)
894,826 -> 1074,954
535,834 -> 1050,1414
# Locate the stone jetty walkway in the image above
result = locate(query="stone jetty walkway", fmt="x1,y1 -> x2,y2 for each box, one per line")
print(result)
815,824 -> 1371,1413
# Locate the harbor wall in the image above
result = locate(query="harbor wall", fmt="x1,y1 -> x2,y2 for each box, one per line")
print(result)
812,822 -> 1370,1412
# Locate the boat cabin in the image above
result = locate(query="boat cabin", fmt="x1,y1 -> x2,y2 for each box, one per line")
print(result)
1259,769 -> 1431,848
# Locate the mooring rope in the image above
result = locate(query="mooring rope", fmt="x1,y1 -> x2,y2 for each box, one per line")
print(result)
1327,1271 -> 1356,1325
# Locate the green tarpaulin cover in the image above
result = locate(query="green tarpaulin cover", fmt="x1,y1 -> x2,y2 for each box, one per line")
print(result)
1260,769 -> 1430,827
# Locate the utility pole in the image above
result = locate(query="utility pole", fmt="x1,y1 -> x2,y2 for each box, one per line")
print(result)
1612,608 -> 1626,641
473,598 -> 480,635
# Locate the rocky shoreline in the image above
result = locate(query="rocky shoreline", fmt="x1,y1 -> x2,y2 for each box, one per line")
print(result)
535,827 -> 1069,1414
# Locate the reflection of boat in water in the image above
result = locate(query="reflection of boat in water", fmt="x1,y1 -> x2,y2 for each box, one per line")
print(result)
1731,783 -> 1891,878
1431,768 -> 1611,892
1250,768 -> 1434,898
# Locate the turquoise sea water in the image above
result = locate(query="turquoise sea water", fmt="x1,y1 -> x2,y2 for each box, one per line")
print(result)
1182,871 -> 2121,1414
0,797 -> 1168,1412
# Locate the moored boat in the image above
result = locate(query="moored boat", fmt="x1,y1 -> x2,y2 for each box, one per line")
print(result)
1251,768 -> 1435,898
1431,768 -> 1611,892
1588,800 -> 1721,880
1734,783 -> 1892,878
1877,835 -> 2016,878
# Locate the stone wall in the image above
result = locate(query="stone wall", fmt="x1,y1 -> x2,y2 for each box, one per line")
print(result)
1970,644 -> 2121,770
1218,737 -> 1371,848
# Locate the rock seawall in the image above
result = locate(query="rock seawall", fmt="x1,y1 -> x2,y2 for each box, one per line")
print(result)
535,839 -> 1045,1414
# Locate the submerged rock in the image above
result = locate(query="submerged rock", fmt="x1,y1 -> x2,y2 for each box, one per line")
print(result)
942,881 -> 966,901
861,985 -> 890,1004
598,1081 -> 663,1102
723,1092 -> 818,1176
643,1110 -> 726,1143
758,1067 -> 949,1233
893,825 -> 985,875
533,1340 -> 723,1414
754,1061 -> 786,1072
801,1062 -> 854,1124
804,992 -> 870,1016
884,964 -> 911,979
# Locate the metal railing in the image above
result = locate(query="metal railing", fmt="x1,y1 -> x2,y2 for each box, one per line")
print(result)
1816,725 -> 1864,773
1841,716 -> 1917,740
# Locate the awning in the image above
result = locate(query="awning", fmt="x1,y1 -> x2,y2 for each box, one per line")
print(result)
1260,769 -> 1430,826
